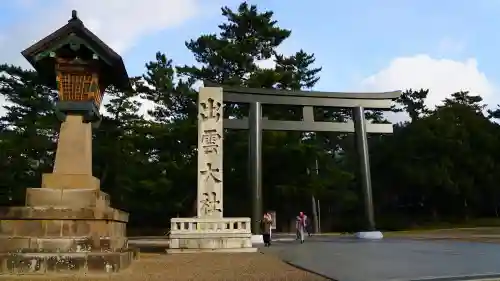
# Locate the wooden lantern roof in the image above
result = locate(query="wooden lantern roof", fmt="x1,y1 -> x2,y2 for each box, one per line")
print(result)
21,10 -> 131,91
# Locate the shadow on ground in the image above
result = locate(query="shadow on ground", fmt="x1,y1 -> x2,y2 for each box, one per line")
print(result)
128,238 -> 169,253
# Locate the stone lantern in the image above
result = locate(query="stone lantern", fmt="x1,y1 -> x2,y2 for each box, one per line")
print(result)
0,11 -> 136,274
24,10 -> 130,125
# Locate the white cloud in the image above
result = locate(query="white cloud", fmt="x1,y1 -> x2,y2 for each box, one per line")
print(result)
361,54 -> 496,109
256,57 -> 276,69
0,0 -> 202,67
0,0 -> 214,117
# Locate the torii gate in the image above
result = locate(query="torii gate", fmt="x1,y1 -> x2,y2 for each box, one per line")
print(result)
213,83 -> 401,237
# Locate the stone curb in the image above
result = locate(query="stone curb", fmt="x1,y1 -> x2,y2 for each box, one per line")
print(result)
272,238 -> 296,242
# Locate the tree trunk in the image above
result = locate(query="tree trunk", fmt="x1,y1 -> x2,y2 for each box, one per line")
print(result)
311,195 -> 319,233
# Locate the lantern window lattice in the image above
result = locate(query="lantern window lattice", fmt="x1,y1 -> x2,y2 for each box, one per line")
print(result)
56,71 -> 102,107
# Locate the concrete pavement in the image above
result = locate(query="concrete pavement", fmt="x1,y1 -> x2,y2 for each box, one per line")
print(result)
263,235 -> 500,281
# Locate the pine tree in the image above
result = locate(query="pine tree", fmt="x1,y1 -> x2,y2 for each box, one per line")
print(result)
0,64 -> 57,205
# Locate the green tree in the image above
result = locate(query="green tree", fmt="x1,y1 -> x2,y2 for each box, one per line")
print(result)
0,64 -> 57,205
137,2 -> 325,224
372,90 -> 500,227
137,53 -> 199,219
393,89 -> 431,122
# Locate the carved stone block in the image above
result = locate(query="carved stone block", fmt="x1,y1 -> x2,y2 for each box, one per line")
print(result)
25,188 -> 110,207
197,87 -> 224,218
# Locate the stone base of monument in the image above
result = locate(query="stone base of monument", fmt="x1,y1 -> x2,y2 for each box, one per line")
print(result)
251,234 -> 264,245
0,188 -> 138,274
167,218 -> 257,253
355,231 -> 384,240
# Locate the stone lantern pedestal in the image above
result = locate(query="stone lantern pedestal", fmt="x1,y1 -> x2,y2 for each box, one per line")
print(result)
0,11 -> 136,274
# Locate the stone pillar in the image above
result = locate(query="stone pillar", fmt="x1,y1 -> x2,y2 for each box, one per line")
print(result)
197,87 -> 224,218
53,114 -> 93,175
249,101 -> 263,234
168,86 -> 255,253
352,106 -> 375,231
41,114 -> 100,190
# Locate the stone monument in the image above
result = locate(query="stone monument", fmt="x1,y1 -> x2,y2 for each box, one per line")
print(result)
0,11 -> 136,274
168,87 -> 256,253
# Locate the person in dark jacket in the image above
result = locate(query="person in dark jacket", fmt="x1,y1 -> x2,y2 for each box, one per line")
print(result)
306,216 -> 312,236
262,212 -> 273,247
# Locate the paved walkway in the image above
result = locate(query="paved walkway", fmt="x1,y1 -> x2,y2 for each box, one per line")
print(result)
264,235 -> 500,281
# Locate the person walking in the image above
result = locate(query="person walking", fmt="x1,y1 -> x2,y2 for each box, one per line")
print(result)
297,211 -> 307,243
306,215 -> 312,237
262,211 -> 273,247
295,215 -> 301,240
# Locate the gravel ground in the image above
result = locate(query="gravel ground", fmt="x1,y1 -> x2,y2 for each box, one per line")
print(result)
0,253 -> 331,281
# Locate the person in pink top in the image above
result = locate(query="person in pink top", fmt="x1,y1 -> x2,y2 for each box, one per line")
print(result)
296,211 -> 307,243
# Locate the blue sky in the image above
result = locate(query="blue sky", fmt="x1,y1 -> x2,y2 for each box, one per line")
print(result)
0,0 -> 498,112
129,0 -> 498,92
